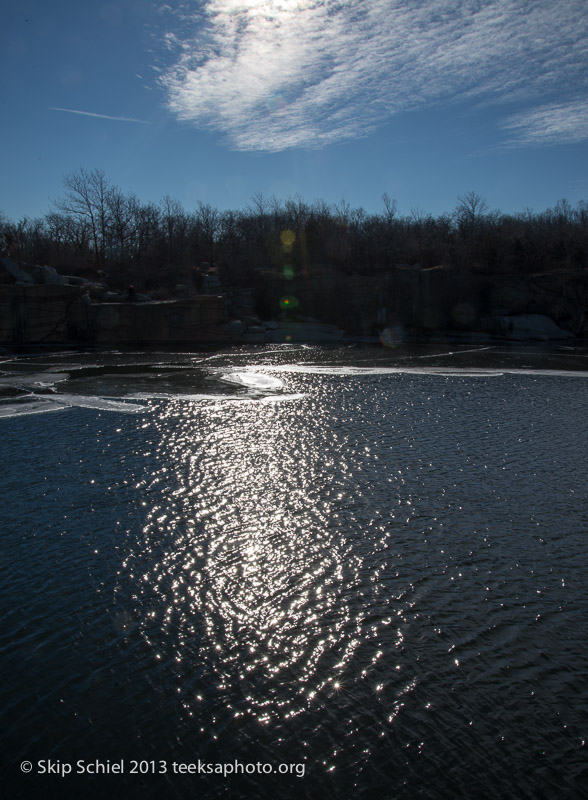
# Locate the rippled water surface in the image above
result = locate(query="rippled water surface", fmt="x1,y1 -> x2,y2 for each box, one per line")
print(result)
2,344 -> 588,798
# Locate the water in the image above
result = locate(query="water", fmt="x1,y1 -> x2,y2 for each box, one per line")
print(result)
1,344 -> 587,798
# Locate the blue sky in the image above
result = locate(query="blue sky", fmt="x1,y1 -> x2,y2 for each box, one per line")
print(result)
2,0 -> 588,221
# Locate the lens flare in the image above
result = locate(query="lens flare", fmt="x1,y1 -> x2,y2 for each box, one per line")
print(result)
280,295 -> 299,310
379,326 -> 405,348
281,229 -> 296,247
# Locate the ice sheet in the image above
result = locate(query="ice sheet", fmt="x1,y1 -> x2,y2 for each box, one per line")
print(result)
215,371 -> 285,391
45,395 -> 147,413
0,401 -> 69,418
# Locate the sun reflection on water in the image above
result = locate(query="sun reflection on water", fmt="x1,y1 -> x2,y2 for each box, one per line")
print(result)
121,394 -> 368,726
4,357 -> 586,794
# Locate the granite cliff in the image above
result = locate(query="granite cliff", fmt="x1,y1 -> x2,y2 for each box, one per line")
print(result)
1,257 -> 584,347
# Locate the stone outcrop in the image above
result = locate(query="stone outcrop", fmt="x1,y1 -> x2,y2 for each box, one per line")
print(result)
0,283 -> 87,343
0,258 -> 36,285
90,296 -> 230,346
0,258 -> 230,346
1,257 -> 585,346
255,268 -> 480,337
0,284 -> 231,347
255,266 -> 585,340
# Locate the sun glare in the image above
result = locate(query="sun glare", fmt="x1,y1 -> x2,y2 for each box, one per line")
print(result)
220,0 -> 305,12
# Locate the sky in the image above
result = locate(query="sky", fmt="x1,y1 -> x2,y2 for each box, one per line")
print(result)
2,0 -> 588,222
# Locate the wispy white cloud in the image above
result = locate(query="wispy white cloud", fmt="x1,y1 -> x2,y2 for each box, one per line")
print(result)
50,107 -> 151,124
158,0 -> 588,151
501,100 -> 588,147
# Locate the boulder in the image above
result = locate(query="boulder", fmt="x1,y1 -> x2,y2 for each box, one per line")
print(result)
62,275 -> 93,286
39,265 -> 68,285
220,319 -> 245,335
481,314 -> 574,341
1,258 -> 34,285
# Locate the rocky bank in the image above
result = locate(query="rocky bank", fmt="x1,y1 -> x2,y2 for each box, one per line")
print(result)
1,257 -> 584,347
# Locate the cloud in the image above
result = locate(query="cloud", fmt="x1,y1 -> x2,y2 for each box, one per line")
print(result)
50,107 -> 151,124
501,100 -> 588,147
158,0 -> 588,151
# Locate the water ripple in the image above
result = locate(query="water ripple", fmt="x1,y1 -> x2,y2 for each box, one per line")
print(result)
2,364 -> 588,798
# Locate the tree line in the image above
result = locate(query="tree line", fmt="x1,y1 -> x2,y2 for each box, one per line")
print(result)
1,168 -> 587,293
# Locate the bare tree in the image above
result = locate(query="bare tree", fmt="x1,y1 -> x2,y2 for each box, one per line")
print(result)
382,192 -> 398,224
160,195 -> 187,267
454,191 -> 488,235
55,168 -> 111,264
0,211 -> 10,256
334,198 -> 351,225
194,201 -> 221,265
249,191 -> 268,218
107,188 -> 137,263
44,210 -> 90,265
